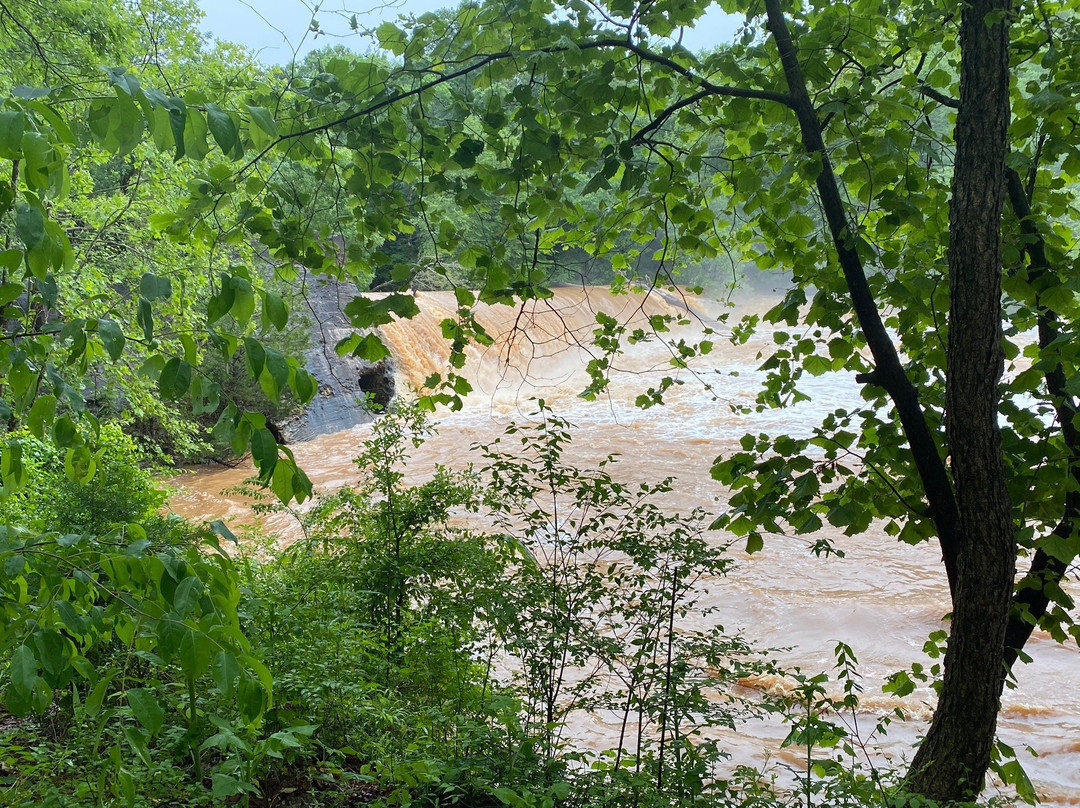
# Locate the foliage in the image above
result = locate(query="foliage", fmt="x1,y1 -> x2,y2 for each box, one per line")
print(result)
0,408 -> 1020,806
0,425 -> 163,533
240,403 -> 530,805
0,425 -> 273,804
172,0 -> 1077,798
0,0 -> 1076,802
475,403 -> 770,807
230,403 -> 779,808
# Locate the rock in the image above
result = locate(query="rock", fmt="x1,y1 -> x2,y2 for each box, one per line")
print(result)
278,275 -> 397,443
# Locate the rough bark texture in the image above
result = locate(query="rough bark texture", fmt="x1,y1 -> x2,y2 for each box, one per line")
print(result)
763,0 -> 1022,800
907,0 -> 1016,801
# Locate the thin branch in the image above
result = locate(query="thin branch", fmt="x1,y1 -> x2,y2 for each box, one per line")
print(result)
631,89 -> 710,144
241,38 -> 793,174
919,84 -> 959,108
0,0 -> 52,80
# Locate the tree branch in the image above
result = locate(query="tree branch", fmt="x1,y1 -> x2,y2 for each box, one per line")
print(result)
0,0 -> 53,81
764,0 -> 960,596
630,89 -> 711,144
242,39 -> 793,174
919,84 -> 960,108
1002,166 -> 1079,667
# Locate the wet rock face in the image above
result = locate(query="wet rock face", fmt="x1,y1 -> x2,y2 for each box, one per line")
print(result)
278,276 -> 397,443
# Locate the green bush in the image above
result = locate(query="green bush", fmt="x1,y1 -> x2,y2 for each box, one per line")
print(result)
0,423 -> 276,807
0,424 -> 164,533
243,404 -> 517,764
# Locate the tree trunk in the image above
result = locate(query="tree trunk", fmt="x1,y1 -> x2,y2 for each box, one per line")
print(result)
907,0 -> 1016,801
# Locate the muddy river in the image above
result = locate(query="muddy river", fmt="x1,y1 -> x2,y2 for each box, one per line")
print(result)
168,288 -> 1080,804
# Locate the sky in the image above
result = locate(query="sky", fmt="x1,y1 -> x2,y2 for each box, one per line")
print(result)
194,0 -> 742,64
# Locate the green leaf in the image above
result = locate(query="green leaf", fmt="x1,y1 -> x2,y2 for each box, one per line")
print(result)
140,272 -> 172,300
209,519 -> 238,544
15,203 -> 45,249
452,138 -> 485,168
145,102 -> 175,154
5,682 -> 32,717
270,458 -> 293,502
182,108 -> 209,161
127,688 -> 165,736
27,395 -> 56,439
147,211 -> 177,232
52,416 -> 79,448
883,670 -> 916,698
32,630 -> 66,677
171,576 -> 202,618
245,105 -> 278,139
190,374 -> 220,416
376,22 -> 407,55
9,646 -> 37,696
803,354 -> 832,376
292,368 -> 316,403
159,358 -> 192,400
212,773 -> 252,799
355,333 -> 392,362
55,601 -> 85,635
179,332 -> 197,364
0,110 -> 26,159
119,769 -> 136,808
244,337 -> 265,379
123,726 -> 153,767
83,672 -> 114,718
20,132 -> 56,192
165,97 -> 188,159
0,280 -> 23,305
237,673 -> 267,723
745,534 -> 764,554
1,440 -> 26,492
207,281 -> 235,324
205,103 -> 239,157
251,428 -> 277,479
344,293 -> 420,328
137,298 -> 154,342
87,92 -> 144,156
103,66 -> 140,97
213,651 -> 240,699
27,99 -> 75,144
4,554 -> 24,575
229,275 -> 255,324
177,628 -> 212,679
261,289 -> 288,331
260,349 -> 288,401
996,759 -> 1037,805
64,445 -> 96,484
97,319 -> 125,361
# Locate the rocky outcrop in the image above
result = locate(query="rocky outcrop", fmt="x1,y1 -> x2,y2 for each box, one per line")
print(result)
278,275 -> 396,443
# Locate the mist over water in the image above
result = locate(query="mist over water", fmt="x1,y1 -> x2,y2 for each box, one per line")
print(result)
169,288 -> 1080,804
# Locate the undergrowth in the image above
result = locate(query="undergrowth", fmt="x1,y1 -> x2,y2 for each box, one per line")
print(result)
0,405 -> 1032,807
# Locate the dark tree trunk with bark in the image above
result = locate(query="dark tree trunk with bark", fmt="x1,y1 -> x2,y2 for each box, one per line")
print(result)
907,0 -> 1016,801
763,0 -> 1020,801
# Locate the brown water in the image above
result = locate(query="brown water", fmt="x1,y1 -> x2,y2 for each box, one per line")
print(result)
168,288 -> 1080,804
